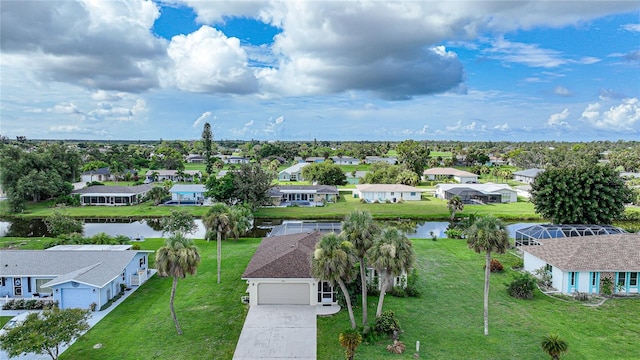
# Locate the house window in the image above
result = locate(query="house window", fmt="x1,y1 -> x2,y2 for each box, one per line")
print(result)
630,273 -> 638,287
140,257 -> 146,267
122,271 -> 126,281
545,264 -> 553,273
569,272 -> 576,287
35,279 -> 54,294
410,192 -> 416,196
317,281 -> 335,303
390,192 -> 394,196
591,272 -> 598,287
618,272 -> 626,287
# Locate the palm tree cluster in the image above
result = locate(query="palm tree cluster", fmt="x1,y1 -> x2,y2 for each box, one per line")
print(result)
312,209 -> 416,330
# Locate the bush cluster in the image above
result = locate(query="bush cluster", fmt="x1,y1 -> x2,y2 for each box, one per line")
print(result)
44,232 -> 131,249
486,259 -> 504,273
2,299 -> 58,310
374,310 -> 401,337
507,273 -> 536,299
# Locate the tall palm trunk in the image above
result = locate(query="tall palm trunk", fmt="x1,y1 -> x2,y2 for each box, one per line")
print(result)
217,228 -> 222,283
375,272 -> 388,318
170,277 -> 183,335
337,279 -> 357,329
484,251 -> 491,336
359,257 -> 368,326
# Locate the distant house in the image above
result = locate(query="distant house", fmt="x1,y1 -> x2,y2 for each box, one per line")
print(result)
331,156 -> 360,165
242,231 -> 338,306
304,157 -> 326,163
228,156 -> 250,164
364,156 -> 397,165
278,163 -> 309,181
144,170 -> 201,183
0,245 -> 152,309
169,184 -> 207,204
72,184 -> 153,205
513,168 -> 544,184
521,234 -> 640,295
435,183 -> 517,204
186,154 -> 205,163
423,167 -> 478,184
81,167 -> 113,183
269,185 -> 339,206
354,184 -> 423,202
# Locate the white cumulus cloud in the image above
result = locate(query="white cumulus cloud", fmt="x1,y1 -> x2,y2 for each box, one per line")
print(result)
193,111 -> 213,127
580,98 -> 640,132
547,108 -> 571,127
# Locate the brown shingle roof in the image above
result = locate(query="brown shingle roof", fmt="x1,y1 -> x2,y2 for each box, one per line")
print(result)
520,233 -> 640,271
242,232 -> 322,279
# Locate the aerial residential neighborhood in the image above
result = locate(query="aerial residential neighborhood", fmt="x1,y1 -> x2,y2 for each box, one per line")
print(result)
1,1 -> 640,360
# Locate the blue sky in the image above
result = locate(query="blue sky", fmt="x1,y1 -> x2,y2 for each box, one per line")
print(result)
1,1 -> 638,141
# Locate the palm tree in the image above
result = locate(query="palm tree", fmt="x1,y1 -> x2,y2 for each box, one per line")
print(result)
311,233 -> 358,329
368,227 -> 415,318
228,205 -> 253,241
341,209 -> 380,326
541,333 -> 568,359
464,215 -> 510,336
147,186 -> 168,205
109,160 -> 125,184
339,328 -> 362,360
155,234 -> 201,335
203,203 -> 231,283
447,195 -> 464,221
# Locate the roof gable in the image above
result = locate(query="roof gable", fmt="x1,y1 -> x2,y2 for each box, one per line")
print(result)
521,234 -> 640,271
242,232 -> 322,279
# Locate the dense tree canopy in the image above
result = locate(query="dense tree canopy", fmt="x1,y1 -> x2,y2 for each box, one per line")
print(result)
302,162 -> 347,186
530,165 -> 633,224
0,308 -> 90,360
395,140 -> 430,176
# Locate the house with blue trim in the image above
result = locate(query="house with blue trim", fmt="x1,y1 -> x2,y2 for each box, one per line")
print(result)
0,245 -> 152,309
278,163 -> 309,181
521,233 -> 640,295
169,184 -> 207,204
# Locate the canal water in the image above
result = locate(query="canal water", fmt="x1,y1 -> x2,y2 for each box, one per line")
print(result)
0,218 -> 544,239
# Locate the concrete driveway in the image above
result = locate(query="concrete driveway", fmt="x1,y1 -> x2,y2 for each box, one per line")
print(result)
233,306 -> 317,360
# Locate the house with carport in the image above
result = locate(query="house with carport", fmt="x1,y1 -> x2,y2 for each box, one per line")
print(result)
521,234 -> 640,295
242,232 -> 338,306
0,245 -> 153,309
355,184 -> 423,202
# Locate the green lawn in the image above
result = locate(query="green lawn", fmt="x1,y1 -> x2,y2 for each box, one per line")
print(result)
61,237 -> 261,360
54,237 -> 640,360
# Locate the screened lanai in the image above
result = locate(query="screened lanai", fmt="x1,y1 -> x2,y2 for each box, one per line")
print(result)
515,224 -> 627,246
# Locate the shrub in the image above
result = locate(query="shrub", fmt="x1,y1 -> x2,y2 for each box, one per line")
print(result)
130,243 -> 141,250
444,228 -> 464,239
386,340 -> 406,354
507,273 -> 536,299
86,181 -> 104,186
390,286 -> 407,298
375,310 -> 401,336
573,292 -> 590,301
601,277 -> 613,296
486,259 -> 504,273
533,267 -> 553,287
404,269 -> 421,297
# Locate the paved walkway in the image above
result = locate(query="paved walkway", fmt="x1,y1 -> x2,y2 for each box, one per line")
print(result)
0,271 -> 156,360
232,306 -> 318,360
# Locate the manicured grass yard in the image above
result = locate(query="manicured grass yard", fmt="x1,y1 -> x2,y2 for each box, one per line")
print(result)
56,237 -> 639,360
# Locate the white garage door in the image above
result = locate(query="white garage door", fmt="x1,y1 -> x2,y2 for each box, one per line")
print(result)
61,288 -> 91,309
258,283 -> 310,305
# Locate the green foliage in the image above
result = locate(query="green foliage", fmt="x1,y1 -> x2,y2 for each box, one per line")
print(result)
444,228 -> 464,239
601,277 -> 613,296
447,195 -> 464,221
396,140 -> 430,176
144,186 -> 170,205
338,328 -> 362,360
233,163 -> 275,211
53,194 -> 81,207
0,307 -> 90,360
161,208 -> 198,236
302,161 -> 347,186
374,310 -> 401,336
44,209 -> 84,237
205,172 -> 237,205
541,333 -> 569,360
202,122 -> 214,175
507,273 -> 537,299
361,162 -> 401,184
531,165 -> 634,224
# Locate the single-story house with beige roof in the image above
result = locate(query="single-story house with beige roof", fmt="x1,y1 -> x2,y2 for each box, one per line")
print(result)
242,232 -> 338,307
355,184 -> 423,202
144,170 -> 201,183
521,234 -> 640,295
268,185 -> 339,206
72,184 -> 153,205
423,167 -> 478,183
